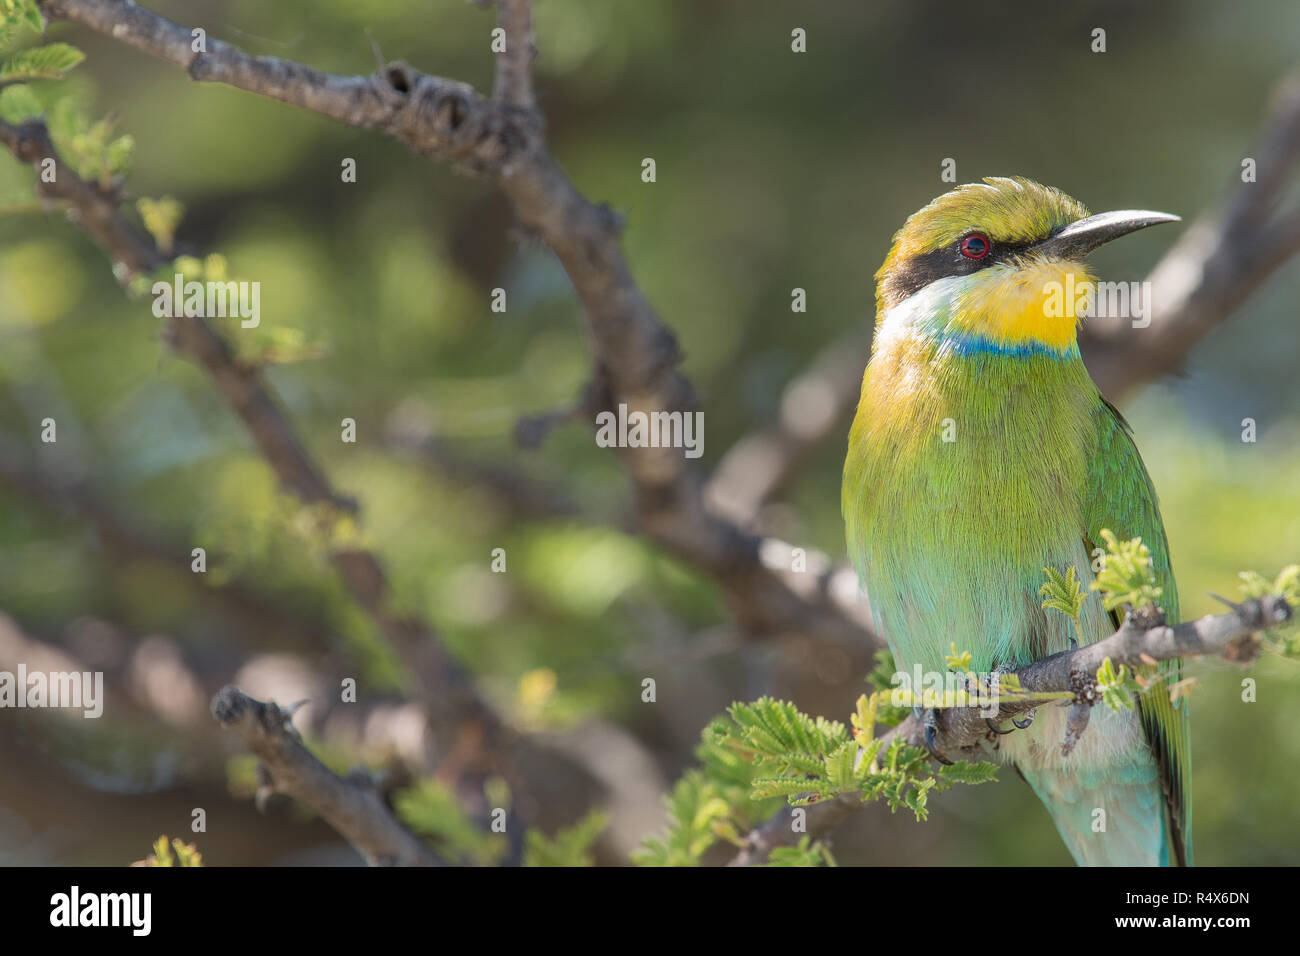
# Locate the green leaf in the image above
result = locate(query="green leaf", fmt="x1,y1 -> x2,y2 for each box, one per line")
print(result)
633,716 -> 785,866
0,81 -> 39,122
902,777 -> 935,821
137,196 -> 184,254
644,691 -> 1008,865
1239,564 -> 1299,605
852,737 -> 884,784
937,760 -> 999,785
1090,529 -> 1162,613
169,839 -> 203,867
866,648 -> 910,727
750,776 -> 820,800
133,835 -> 203,867
104,133 -> 134,177
823,740 -> 858,792
728,697 -> 847,759
0,43 -> 85,83
1040,564 -> 1085,620
634,771 -> 728,865
1,0 -> 43,40
394,780 -> 506,866
524,811 -> 607,867
944,642 -> 973,671
1096,656 -> 1136,712
763,836 -> 833,867
150,835 -> 171,867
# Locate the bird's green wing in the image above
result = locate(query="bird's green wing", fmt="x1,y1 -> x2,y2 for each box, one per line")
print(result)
1084,396 -> 1192,866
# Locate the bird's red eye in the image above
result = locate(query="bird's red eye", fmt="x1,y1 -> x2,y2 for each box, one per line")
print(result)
960,233 -> 990,259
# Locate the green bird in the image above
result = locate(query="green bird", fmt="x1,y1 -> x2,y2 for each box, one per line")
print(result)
842,177 -> 1190,866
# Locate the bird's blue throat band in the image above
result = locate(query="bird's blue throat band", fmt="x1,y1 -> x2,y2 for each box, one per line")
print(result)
940,332 -> 1078,360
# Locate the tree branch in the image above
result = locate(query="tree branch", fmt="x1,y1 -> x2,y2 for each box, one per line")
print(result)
384,419 -> 585,523
210,686 -> 439,866
1080,68 -> 1300,399
31,2 -> 1300,661
0,116 -> 349,509
492,0 -> 535,111
0,113 -> 517,800
0,117 -> 157,273
38,0 -> 884,656
41,0 -> 537,174
705,329 -> 869,527
729,594 -> 1294,865
34,0 -> 1299,868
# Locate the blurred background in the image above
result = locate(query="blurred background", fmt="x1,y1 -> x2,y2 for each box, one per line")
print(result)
0,0 -> 1297,865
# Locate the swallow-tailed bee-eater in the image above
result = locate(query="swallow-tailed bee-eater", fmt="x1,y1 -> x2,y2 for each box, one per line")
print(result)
842,177 -> 1189,866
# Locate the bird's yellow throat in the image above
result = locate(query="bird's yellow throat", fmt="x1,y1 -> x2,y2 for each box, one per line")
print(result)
945,259 -> 1096,353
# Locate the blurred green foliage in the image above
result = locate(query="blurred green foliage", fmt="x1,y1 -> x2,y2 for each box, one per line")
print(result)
0,0 -> 1297,864
394,779 -> 508,865
524,810 -> 607,867
132,835 -> 204,867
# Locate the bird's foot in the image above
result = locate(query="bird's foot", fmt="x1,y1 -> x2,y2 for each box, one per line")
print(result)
981,663 -> 1016,736
913,706 -> 953,765
1012,707 -> 1037,730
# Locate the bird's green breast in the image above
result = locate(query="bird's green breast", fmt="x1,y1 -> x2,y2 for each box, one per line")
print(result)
843,324 -> 1109,674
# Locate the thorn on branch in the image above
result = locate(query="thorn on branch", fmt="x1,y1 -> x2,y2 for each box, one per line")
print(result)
364,29 -> 387,73
515,377 -> 606,448
515,405 -> 580,449
210,686 -> 439,865
1209,592 -> 1242,612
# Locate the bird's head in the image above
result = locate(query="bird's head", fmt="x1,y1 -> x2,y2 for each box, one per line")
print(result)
875,176 -> 1178,354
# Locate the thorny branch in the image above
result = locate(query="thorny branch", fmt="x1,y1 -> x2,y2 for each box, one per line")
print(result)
491,0 -> 536,111
705,329 -> 871,527
210,686 -> 440,866
1081,68 -> 1300,399
0,114 -> 519,820
27,1 -> 1300,651
35,0 -> 880,652
728,595 -> 1294,865
12,0 -> 1299,865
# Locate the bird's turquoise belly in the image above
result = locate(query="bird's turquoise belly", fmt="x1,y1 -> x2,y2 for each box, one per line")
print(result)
855,380 -> 1108,676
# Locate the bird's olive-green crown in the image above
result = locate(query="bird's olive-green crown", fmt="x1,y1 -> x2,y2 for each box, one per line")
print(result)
875,176 -> 1089,316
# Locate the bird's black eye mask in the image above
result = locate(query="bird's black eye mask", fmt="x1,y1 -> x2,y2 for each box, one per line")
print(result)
879,231 -> 1049,309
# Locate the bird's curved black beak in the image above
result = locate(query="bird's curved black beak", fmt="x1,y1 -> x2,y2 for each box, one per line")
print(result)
1033,210 -> 1180,260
